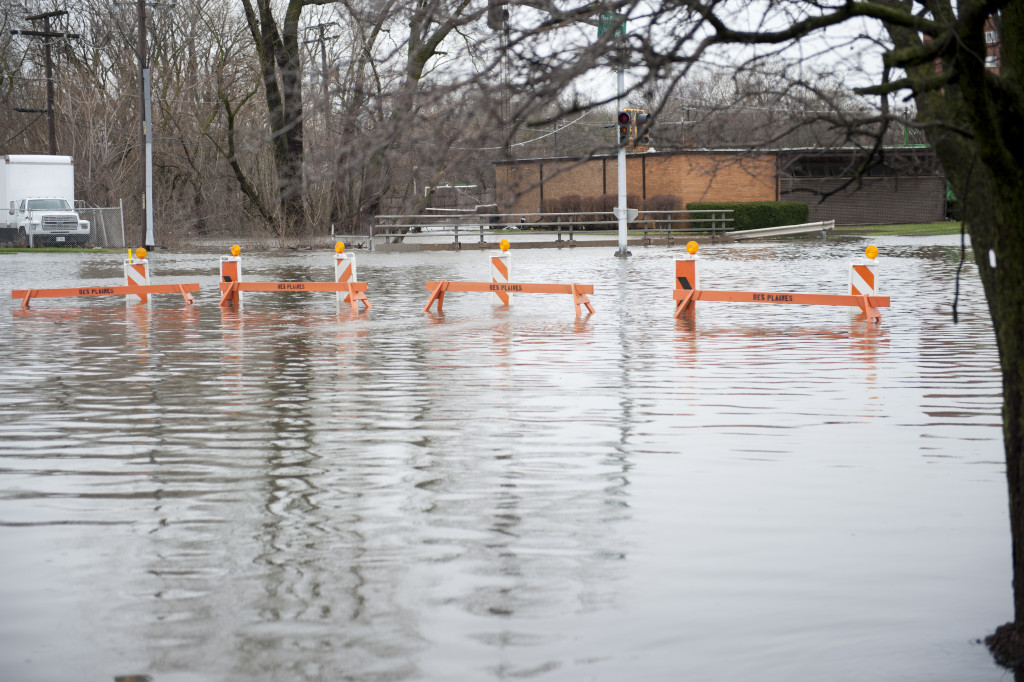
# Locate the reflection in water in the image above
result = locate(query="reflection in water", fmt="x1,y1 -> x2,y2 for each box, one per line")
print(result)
0,238 -> 1010,681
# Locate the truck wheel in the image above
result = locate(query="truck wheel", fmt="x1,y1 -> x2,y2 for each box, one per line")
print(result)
17,229 -> 29,248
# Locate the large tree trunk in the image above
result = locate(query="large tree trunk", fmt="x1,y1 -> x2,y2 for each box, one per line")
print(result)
963,152 -> 1024,667
239,0 -> 308,236
277,0 -> 306,233
913,3 -> 1024,663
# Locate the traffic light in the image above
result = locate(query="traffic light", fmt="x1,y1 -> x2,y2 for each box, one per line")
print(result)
635,112 -> 652,146
487,0 -> 508,30
617,110 -> 631,146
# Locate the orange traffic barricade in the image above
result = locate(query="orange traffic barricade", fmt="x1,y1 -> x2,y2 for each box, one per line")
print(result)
424,280 -> 595,315
12,248 -> 199,309
424,239 -> 594,316
218,243 -> 371,312
673,242 -> 891,321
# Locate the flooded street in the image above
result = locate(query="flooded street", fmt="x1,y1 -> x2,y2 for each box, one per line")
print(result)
0,236 -> 1009,681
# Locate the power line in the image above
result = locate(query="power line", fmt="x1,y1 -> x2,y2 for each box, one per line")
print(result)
2,112 -> 44,146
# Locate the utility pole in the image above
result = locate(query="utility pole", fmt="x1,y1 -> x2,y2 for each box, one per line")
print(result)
615,56 -> 629,257
303,23 -> 337,100
12,11 -> 78,155
304,22 -> 338,222
487,1 -> 512,161
118,0 -> 173,248
597,12 -> 630,257
137,0 -> 154,249
303,22 -> 338,121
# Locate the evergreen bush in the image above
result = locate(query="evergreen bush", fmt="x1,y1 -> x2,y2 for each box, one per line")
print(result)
686,201 -> 809,230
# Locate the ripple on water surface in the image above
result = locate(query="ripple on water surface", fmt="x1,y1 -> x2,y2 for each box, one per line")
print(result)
0,237 -> 1009,682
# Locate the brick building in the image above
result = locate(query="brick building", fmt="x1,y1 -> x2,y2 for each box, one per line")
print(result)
495,146 -> 947,226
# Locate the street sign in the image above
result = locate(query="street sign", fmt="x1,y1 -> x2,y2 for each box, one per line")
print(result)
597,12 -> 626,38
612,207 -> 638,223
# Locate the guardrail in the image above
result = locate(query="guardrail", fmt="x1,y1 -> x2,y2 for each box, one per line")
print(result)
333,210 -> 735,250
729,220 -> 835,241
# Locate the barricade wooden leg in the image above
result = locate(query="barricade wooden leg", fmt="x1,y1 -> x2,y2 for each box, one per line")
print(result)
218,281 -> 239,307
861,294 -> 881,321
179,284 -> 195,305
674,289 -> 695,319
348,282 -> 358,313
21,289 -> 35,309
347,282 -> 371,312
571,283 -> 595,315
424,280 -> 448,313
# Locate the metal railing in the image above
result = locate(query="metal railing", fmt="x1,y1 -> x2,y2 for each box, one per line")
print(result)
348,210 -> 734,250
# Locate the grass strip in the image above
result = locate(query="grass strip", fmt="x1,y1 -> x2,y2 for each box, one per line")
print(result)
833,222 -> 961,236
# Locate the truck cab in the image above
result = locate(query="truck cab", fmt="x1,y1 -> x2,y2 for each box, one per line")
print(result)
8,197 -> 90,247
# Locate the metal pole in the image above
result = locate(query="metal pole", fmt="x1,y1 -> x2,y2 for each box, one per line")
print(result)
119,198 -> 126,248
143,68 -> 154,248
137,0 -> 149,247
616,56 -> 629,257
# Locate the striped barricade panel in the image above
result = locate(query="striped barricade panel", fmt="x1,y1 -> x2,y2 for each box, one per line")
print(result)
335,253 -> 356,304
124,259 -> 151,304
490,251 -> 511,305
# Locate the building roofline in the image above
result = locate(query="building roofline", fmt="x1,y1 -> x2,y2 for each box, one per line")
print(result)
495,145 -> 934,165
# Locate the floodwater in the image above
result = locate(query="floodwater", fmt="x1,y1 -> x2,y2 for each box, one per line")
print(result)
0,236 -> 1009,681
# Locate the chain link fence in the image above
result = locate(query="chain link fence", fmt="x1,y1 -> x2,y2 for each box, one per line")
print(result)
78,205 -> 126,248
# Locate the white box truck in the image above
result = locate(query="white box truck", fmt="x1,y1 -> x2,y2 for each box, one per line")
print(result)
0,155 -> 91,247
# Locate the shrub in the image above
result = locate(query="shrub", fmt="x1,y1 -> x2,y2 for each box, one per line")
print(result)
595,194 -> 640,212
641,194 -> 683,211
685,201 -> 809,231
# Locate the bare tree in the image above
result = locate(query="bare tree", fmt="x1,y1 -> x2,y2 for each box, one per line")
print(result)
237,0 -> 336,234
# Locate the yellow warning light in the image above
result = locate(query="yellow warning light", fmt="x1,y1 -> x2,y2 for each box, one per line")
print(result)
135,247 -> 147,261
230,244 -> 241,257
500,239 -> 510,252
335,242 -> 345,254
865,245 -> 878,260
686,241 -> 699,255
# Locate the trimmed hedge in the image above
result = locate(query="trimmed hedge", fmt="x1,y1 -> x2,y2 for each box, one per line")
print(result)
686,201 -> 809,231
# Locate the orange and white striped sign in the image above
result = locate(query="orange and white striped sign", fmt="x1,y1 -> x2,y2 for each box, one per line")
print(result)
220,255 -> 242,308
490,251 -> 512,305
850,260 -> 877,297
335,253 -> 356,304
123,258 -> 151,304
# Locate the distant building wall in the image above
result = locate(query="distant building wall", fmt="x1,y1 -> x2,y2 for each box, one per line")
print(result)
495,147 -> 946,225
496,151 -> 778,215
781,176 -> 947,225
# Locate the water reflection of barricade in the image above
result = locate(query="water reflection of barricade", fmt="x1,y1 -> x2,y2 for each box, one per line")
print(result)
673,242 -> 890,321
218,243 -> 371,313
11,248 -> 198,309
675,320 -> 888,421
